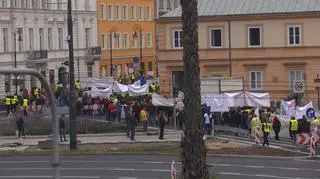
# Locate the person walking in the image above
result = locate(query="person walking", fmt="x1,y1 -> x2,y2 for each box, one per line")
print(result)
59,114 -> 67,142
289,116 -> 298,141
158,110 -> 167,140
272,116 -> 281,141
127,106 -> 137,142
176,109 -> 184,131
16,116 -> 25,139
262,119 -> 271,146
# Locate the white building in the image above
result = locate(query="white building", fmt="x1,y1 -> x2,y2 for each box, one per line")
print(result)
0,0 -> 100,97
155,0 -> 180,18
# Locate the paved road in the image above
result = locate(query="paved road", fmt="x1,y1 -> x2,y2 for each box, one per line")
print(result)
0,155 -> 319,179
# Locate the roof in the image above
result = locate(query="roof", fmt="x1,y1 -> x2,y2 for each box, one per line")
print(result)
161,0 -> 320,18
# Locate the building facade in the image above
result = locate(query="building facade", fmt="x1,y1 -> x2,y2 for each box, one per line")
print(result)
155,0 -> 180,17
0,0 -> 100,97
97,0 -> 157,80
157,0 -> 320,103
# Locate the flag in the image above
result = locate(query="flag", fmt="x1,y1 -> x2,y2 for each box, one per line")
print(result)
254,106 -> 259,118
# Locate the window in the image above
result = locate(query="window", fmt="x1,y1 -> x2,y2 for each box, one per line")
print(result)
85,0 -> 89,10
87,65 -> 93,77
174,0 -> 179,7
57,0 -> 61,9
148,62 -> 152,72
138,6 -> 143,20
100,4 -> 105,19
123,33 -> 128,49
58,28 -> 63,49
210,28 -> 222,47
146,7 -> 151,20
1,0 -> 7,7
132,32 -> 137,48
115,5 -> 120,20
167,0 -> 172,10
147,32 -> 152,48
32,0 -> 38,8
49,69 -> 55,84
122,5 -> 127,20
100,34 -> 105,49
47,0 -> 51,9
289,70 -> 304,89
250,71 -> 263,90
173,30 -> 183,49
11,0 -> 17,7
41,0 -> 46,9
288,25 -> 301,46
5,75 -> 10,93
248,27 -> 261,47
3,28 -> 8,52
159,0 -> 163,9
85,28 -> 90,48
17,28 -> 23,51
39,28 -> 44,49
130,6 -> 135,20
108,5 -> 113,20
29,28 -> 34,50
48,28 -> 53,50
115,33 -> 120,49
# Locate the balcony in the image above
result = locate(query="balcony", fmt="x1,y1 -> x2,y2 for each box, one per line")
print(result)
85,46 -> 101,63
27,50 -> 48,60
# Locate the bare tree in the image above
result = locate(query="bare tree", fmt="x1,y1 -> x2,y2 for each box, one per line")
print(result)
180,0 -> 208,178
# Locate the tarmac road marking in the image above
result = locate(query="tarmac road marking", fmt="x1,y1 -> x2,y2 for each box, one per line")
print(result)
218,172 -> 313,179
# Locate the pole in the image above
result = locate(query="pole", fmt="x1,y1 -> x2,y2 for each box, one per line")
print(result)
318,74 -> 320,110
67,0 -> 77,150
14,33 -> 17,95
140,30 -> 143,73
228,20 -> 232,77
77,58 -> 80,81
110,32 -> 113,77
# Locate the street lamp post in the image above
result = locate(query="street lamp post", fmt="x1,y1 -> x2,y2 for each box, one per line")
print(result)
133,25 -> 143,73
109,29 -> 117,77
13,30 -> 22,95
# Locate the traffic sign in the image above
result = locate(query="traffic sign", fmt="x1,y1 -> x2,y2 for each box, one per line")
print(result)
306,108 -> 315,119
296,133 -> 312,145
293,80 -> 305,93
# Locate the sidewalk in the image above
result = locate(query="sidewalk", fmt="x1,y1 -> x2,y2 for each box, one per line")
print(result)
0,132 -> 182,147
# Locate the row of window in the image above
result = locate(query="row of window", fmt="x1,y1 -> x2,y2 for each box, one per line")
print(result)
1,27 -> 92,53
172,25 -> 302,48
100,4 -> 152,21
100,32 -> 153,49
249,70 -> 304,90
1,0 -> 91,10
158,0 -> 179,11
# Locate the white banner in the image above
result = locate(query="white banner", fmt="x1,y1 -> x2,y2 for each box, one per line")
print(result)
245,92 -> 271,107
203,94 -> 229,112
280,99 -> 296,118
296,102 -> 315,119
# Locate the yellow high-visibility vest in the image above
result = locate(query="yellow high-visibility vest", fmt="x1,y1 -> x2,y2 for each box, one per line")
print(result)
23,99 -> 28,107
251,117 -> 260,128
5,98 -> 11,105
34,88 -> 39,95
290,120 -> 298,131
150,84 -> 156,92
263,123 -> 271,133
75,82 -> 81,89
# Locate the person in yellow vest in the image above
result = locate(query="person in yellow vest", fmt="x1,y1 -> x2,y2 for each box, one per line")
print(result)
23,98 -> 28,117
262,119 -> 271,146
130,73 -> 136,84
10,95 -> 16,113
140,106 -> 149,132
4,96 -> 11,115
12,94 -> 19,113
251,114 -> 261,136
289,116 -> 298,141
149,82 -> 157,93
75,80 -> 81,90
311,117 -> 320,133
33,87 -> 39,97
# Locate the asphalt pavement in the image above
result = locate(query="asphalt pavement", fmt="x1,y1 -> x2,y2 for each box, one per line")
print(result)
0,155 -> 319,179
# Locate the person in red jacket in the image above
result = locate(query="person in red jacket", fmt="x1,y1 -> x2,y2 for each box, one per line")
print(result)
108,101 -> 116,121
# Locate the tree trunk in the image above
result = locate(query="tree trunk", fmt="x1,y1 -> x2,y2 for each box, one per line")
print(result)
180,0 -> 208,179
